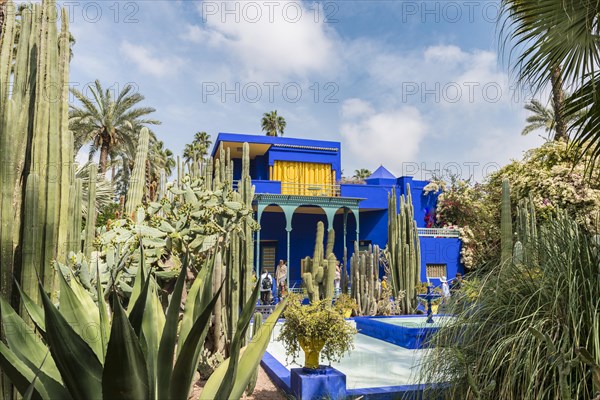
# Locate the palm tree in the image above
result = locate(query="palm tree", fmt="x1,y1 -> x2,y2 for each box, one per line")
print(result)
522,98 -> 585,139
499,0 -> 600,160
521,100 -> 556,138
69,80 -> 160,173
353,169 -> 372,180
261,110 -> 286,137
183,131 -> 212,163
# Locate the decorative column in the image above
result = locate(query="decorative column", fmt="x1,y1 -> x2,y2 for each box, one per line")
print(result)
283,206 -> 295,289
353,206 -> 360,243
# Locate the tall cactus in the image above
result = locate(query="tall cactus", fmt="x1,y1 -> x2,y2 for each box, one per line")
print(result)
386,185 -> 421,314
350,242 -> 379,316
125,127 -> 150,216
515,196 -> 537,265
0,0 -> 74,304
302,221 -> 337,303
238,143 -> 255,330
500,178 -> 513,265
83,164 -> 97,259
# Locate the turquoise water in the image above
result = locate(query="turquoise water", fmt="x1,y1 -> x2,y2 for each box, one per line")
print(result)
375,316 -> 453,328
266,322 -> 430,389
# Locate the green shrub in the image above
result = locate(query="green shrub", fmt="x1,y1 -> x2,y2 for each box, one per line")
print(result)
278,294 -> 356,367
420,212 -> 600,399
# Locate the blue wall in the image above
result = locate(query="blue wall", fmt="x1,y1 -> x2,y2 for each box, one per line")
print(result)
420,237 -> 463,284
214,132 -> 463,286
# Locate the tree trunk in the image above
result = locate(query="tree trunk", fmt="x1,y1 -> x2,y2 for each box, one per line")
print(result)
99,133 -> 110,174
551,64 -> 568,142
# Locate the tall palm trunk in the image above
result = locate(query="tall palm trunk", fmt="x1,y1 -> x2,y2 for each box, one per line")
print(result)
551,64 -> 568,141
99,131 -> 110,173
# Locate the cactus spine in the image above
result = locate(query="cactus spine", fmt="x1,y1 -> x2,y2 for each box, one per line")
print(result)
350,242 -> 379,316
0,0 -> 74,306
302,221 -> 337,303
500,178 -> 513,265
386,185 -> 421,314
125,127 -> 150,216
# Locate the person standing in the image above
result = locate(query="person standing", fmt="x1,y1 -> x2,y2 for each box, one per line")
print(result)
450,273 -> 463,294
260,269 -> 273,305
334,262 -> 341,294
275,260 -> 288,298
440,276 -> 451,307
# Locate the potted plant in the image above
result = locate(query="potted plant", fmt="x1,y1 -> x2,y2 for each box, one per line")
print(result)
334,293 -> 358,318
278,294 -> 357,370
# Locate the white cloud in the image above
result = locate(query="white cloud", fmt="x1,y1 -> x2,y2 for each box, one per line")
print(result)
183,1 -> 339,80
340,100 -> 428,174
337,44 -> 546,180
119,41 -> 184,77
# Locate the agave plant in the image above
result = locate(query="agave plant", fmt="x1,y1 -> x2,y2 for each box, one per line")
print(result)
0,244 -> 287,400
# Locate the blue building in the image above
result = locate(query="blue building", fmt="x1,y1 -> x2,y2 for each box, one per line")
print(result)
211,133 -> 463,287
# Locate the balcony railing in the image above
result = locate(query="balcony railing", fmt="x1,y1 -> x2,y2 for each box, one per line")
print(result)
280,182 -> 341,197
417,228 -> 461,238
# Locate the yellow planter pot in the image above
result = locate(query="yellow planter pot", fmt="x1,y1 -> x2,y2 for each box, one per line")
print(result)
299,337 -> 326,369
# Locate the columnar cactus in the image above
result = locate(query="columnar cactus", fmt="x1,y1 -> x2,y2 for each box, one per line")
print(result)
500,178 -> 513,265
83,164 -> 97,259
386,185 -> 421,314
0,0 -> 75,305
350,242 -> 379,316
302,221 -> 337,303
125,127 -> 150,216
238,143 -> 255,318
515,196 -> 537,265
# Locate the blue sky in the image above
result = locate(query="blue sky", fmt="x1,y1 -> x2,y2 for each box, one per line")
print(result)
65,0 -> 545,181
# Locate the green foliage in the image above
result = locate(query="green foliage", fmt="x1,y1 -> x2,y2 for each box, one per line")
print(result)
261,110 -> 286,137
434,141 -> 600,270
183,131 -> 212,163
278,294 -> 356,367
0,252 -> 278,400
69,80 -> 160,174
420,209 -> 600,399
333,293 -> 358,314
96,203 -> 120,228
498,0 -> 600,167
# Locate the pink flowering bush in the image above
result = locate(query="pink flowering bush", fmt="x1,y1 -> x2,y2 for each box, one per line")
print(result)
431,141 -> 600,270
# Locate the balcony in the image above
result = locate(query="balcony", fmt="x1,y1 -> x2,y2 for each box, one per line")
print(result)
245,180 -> 341,197
417,228 -> 461,238
280,182 -> 340,197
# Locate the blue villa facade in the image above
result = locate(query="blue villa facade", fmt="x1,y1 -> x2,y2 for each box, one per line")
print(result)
211,133 -> 463,288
